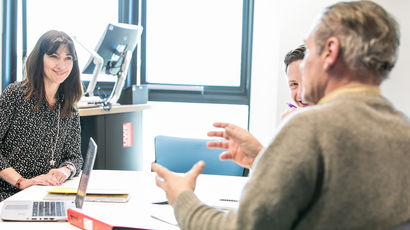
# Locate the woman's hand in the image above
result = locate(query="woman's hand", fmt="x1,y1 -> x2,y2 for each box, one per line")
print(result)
19,173 -> 62,190
48,168 -> 70,184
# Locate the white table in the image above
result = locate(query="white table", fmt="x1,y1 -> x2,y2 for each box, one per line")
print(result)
79,104 -> 151,117
0,170 -> 248,229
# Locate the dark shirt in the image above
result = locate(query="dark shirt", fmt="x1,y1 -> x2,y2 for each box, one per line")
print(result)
0,82 -> 83,201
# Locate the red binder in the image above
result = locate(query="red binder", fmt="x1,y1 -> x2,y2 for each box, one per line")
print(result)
67,208 -> 150,230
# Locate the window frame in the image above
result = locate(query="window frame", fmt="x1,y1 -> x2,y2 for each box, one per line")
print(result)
139,0 -> 254,105
1,0 -> 18,90
13,0 -> 253,106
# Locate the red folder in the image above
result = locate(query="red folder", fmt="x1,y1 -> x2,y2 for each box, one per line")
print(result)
67,208 -> 151,230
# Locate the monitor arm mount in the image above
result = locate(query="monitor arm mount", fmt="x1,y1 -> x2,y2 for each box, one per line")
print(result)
106,50 -> 132,104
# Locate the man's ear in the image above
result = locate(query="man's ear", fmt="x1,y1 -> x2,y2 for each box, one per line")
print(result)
322,37 -> 340,70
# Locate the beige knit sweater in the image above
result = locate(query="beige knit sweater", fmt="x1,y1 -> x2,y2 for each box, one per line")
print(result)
174,85 -> 410,230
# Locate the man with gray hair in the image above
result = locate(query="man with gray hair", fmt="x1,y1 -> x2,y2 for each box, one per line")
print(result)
152,1 -> 410,229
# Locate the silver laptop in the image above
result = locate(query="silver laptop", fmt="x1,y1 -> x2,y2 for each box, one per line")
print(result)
0,137 -> 97,221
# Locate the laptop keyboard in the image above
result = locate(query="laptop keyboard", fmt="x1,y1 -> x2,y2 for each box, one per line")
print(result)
32,201 -> 66,217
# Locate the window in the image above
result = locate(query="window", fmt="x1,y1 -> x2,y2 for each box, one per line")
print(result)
16,0 -> 253,105
138,0 -> 254,170
141,0 -> 254,105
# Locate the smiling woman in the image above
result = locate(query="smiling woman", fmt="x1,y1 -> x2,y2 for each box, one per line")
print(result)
0,30 -> 83,202
24,30 -> 82,116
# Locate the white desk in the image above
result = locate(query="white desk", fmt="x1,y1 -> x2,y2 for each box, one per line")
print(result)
0,170 -> 248,229
79,104 -> 151,117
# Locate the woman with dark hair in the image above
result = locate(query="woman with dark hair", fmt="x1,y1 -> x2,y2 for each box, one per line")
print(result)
0,30 -> 84,201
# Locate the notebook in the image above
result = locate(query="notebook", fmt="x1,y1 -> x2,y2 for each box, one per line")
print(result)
0,137 -> 97,221
45,187 -> 131,203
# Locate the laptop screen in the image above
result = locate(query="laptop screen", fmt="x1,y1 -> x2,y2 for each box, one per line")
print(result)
74,137 -> 97,208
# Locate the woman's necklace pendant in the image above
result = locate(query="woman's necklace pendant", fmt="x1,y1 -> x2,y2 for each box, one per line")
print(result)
50,159 -> 56,166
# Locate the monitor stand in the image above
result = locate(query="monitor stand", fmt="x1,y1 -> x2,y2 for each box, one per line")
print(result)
106,50 -> 133,105
78,50 -> 133,109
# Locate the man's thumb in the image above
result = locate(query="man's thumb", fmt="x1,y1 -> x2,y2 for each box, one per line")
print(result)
188,161 -> 205,178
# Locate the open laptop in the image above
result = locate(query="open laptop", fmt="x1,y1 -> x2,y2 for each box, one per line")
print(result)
0,137 -> 97,221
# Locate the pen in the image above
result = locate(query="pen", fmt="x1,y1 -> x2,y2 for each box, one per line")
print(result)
219,198 -> 239,202
287,103 -> 297,108
152,200 -> 168,205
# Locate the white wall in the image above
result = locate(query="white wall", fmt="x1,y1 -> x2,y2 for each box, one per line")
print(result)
374,0 -> 410,117
250,0 -> 410,146
248,0 -> 280,146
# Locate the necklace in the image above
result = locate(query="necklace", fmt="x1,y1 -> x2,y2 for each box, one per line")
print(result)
50,104 -> 61,167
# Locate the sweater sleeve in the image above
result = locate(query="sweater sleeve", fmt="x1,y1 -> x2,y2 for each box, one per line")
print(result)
61,112 -> 83,176
0,84 -> 17,170
174,111 -> 323,230
174,190 -> 236,230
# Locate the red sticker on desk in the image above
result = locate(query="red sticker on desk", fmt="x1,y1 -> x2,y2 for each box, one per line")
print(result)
123,122 -> 133,148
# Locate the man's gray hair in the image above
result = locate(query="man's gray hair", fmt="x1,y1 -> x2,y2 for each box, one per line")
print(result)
314,1 -> 400,80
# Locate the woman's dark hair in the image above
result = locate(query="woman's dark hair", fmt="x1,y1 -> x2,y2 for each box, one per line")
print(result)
23,30 -> 83,117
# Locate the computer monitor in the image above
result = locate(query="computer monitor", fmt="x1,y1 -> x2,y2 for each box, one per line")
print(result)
81,23 -> 143,105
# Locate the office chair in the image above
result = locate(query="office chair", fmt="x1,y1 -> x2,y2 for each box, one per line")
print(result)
154,135 -> 245,176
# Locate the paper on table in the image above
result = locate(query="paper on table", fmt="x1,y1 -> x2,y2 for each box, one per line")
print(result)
150,204 -> 178,227
149,198 -> 239,228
